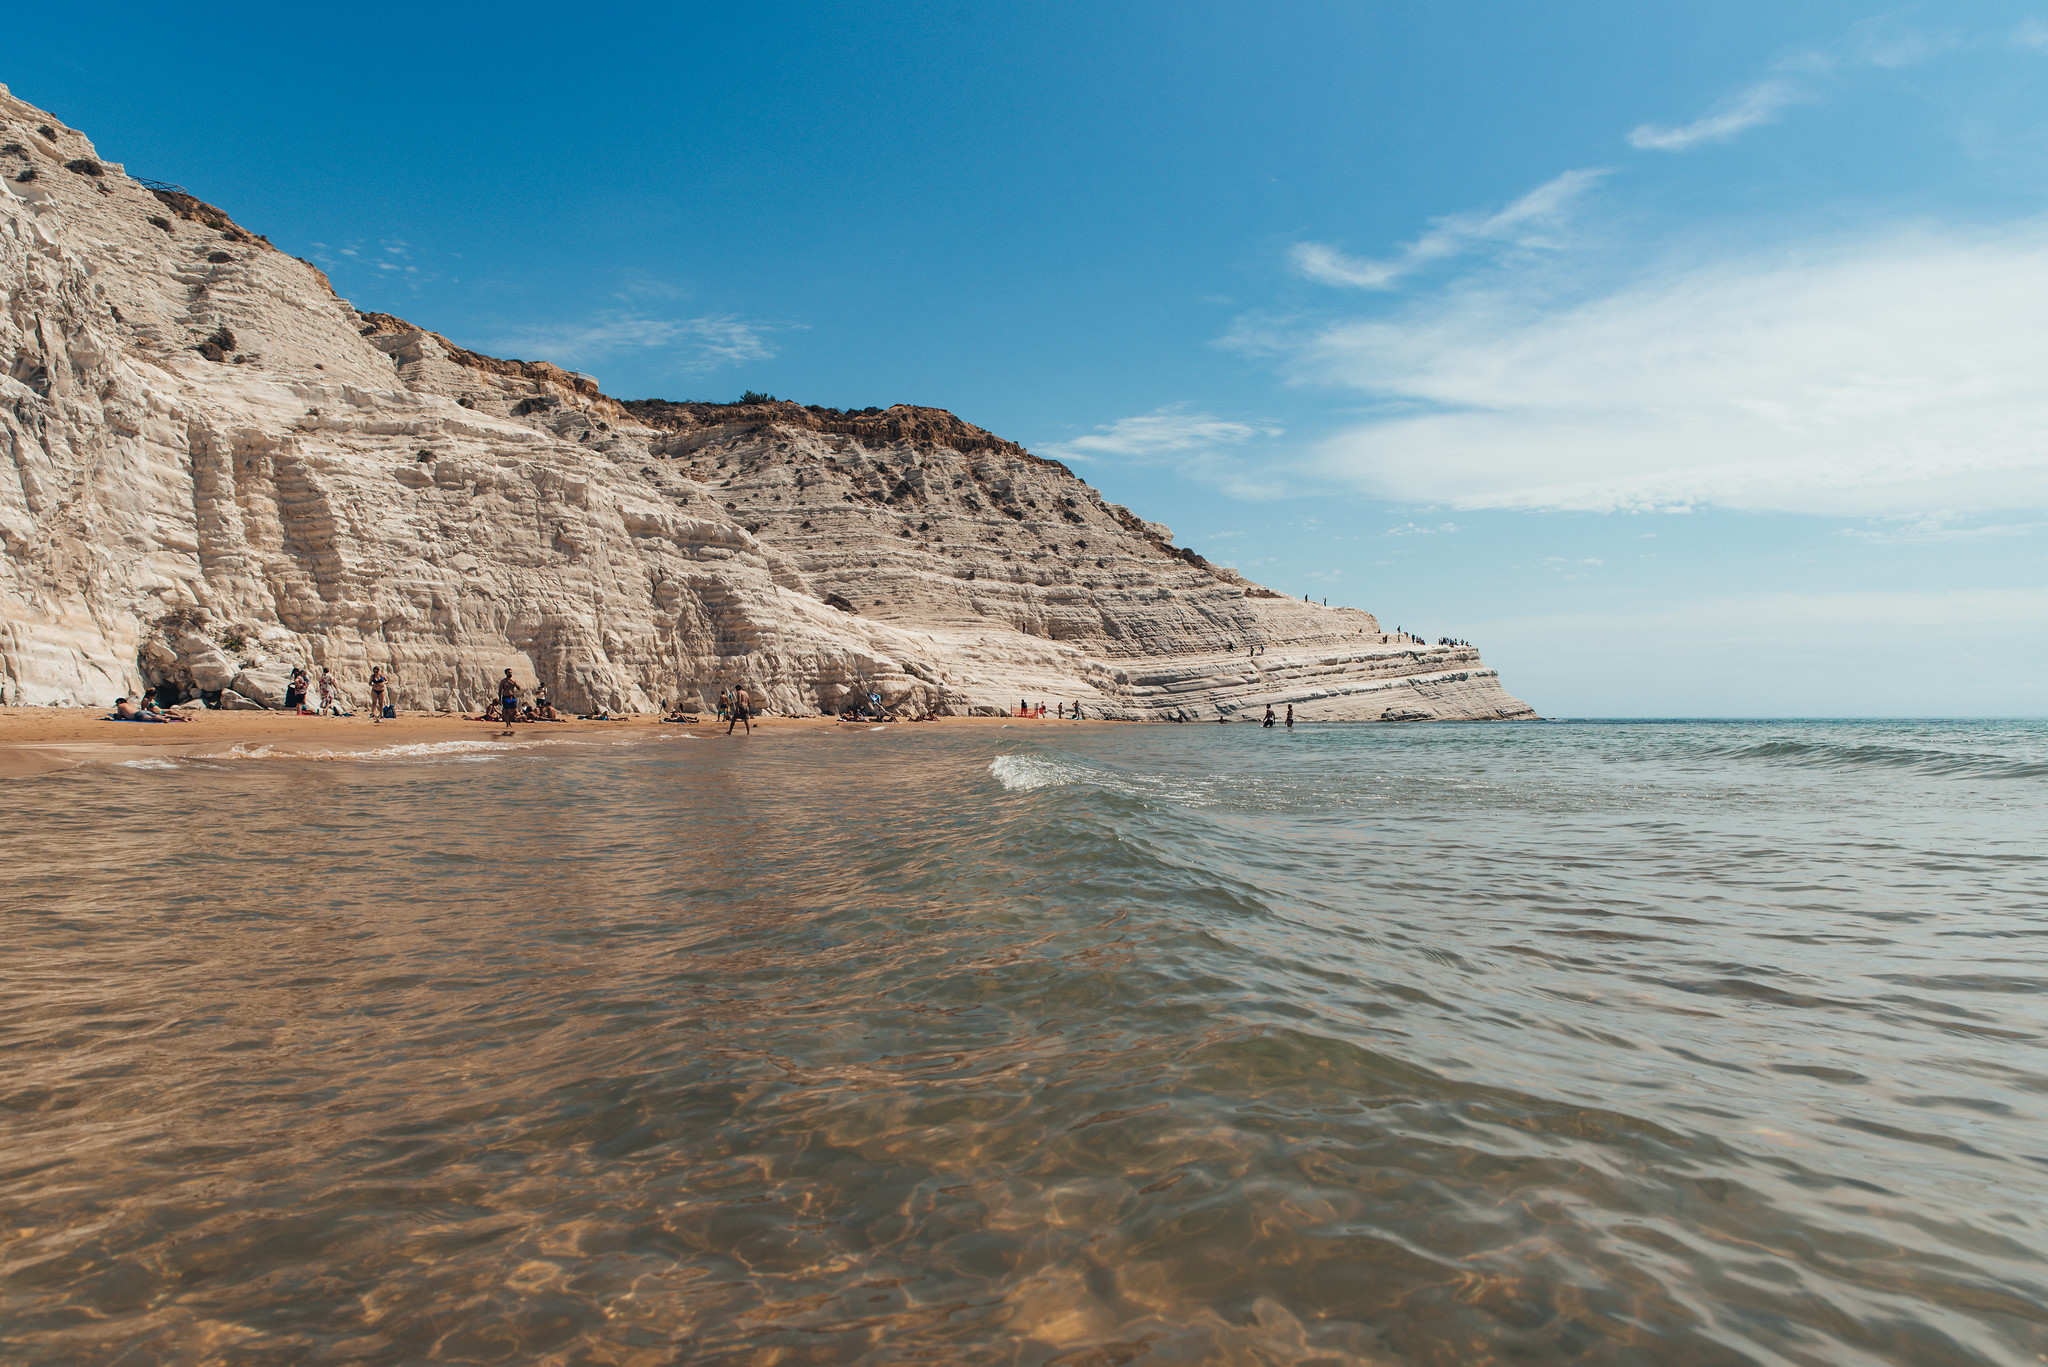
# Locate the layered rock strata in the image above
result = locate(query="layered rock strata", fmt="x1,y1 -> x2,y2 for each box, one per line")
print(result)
0,85 -> 1534,721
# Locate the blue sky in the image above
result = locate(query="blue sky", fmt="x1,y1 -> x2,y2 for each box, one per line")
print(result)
17,1 -> 2048,715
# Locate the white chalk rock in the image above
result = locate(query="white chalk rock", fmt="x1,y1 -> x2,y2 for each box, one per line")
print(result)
0,82 -> 1535,724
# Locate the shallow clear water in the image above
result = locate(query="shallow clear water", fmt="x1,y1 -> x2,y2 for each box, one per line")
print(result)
4,720 -> 2046,1365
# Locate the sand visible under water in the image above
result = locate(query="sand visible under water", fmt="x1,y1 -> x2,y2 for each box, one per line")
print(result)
5,718 -> 2045,1364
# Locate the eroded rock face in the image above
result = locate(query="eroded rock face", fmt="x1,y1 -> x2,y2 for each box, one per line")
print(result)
0,84 -> 1535,721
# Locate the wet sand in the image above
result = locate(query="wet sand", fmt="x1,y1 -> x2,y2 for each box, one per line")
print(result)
0,706 -> 1117,776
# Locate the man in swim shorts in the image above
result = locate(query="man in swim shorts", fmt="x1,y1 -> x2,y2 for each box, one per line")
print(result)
727,683 -> 751,735
498,670 -> 521,737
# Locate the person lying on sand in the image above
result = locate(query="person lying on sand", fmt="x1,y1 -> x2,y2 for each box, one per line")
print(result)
662,711 -> 700,723
104,696 -> 169,723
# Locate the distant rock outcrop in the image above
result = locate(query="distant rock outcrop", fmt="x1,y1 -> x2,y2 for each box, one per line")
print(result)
0,84 -> 1534,721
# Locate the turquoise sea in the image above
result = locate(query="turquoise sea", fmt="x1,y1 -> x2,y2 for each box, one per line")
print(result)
4,719 -> 2045,1364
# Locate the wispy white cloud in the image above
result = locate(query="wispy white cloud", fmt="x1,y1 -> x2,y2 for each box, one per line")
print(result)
2012,18 -> 2048,51
1835,514 -> 2048,542
1292,169 -> 1606,290
486,314 -> 784,372
1628,17 -> 1956,154
1047,408 -> 1273,459
308,238 -> 449,291
1284,224 -> 2048,517
1628,80 -> 1804,151
1042,407 -> 1286,500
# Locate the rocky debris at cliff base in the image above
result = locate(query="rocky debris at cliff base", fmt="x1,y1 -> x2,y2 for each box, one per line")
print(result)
0,82 -> 1535,723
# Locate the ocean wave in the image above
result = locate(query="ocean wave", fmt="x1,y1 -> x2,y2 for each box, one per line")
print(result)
1708,738 -> 2047,780
212,738 -> 565,763
989,753 -> 1090,791
987,751 -> 1241,808
115,757 -> 178,770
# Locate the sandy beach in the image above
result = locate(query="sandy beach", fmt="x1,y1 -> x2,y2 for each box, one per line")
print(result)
0,706 -> 1121,777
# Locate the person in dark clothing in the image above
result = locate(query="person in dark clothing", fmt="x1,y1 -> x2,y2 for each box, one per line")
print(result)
1262,705 -> 1276,728
727,684 -> 752,735
1285,704 -> 1294,730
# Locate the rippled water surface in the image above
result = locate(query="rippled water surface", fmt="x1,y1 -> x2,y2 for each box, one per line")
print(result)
5,719 -> 2047,1365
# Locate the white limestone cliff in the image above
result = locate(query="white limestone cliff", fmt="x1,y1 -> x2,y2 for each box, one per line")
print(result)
0,85 -> 1534,722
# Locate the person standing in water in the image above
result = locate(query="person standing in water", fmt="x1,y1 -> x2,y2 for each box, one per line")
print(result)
369,665 -> 389,724
1285,704 -> 1294,730
497,670 -> 521,737
1262,705 -> 1276,728
727,683 -> 752,735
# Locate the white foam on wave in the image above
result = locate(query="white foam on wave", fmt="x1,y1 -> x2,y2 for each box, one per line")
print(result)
990,754 -> 1083,791
116,757 -> 178,770
212,737 -> 567,763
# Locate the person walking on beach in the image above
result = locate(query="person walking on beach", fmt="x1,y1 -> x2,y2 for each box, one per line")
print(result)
318,668 -> 338,716
727,683 -> 752,735
497,669 -> 521,737
717,688 -> 730,722
369,665 -> 389,724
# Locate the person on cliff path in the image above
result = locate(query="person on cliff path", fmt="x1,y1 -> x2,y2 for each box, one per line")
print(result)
727,684 -> 751,735
498,670 -> 521,738
369,666 -> 388,724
